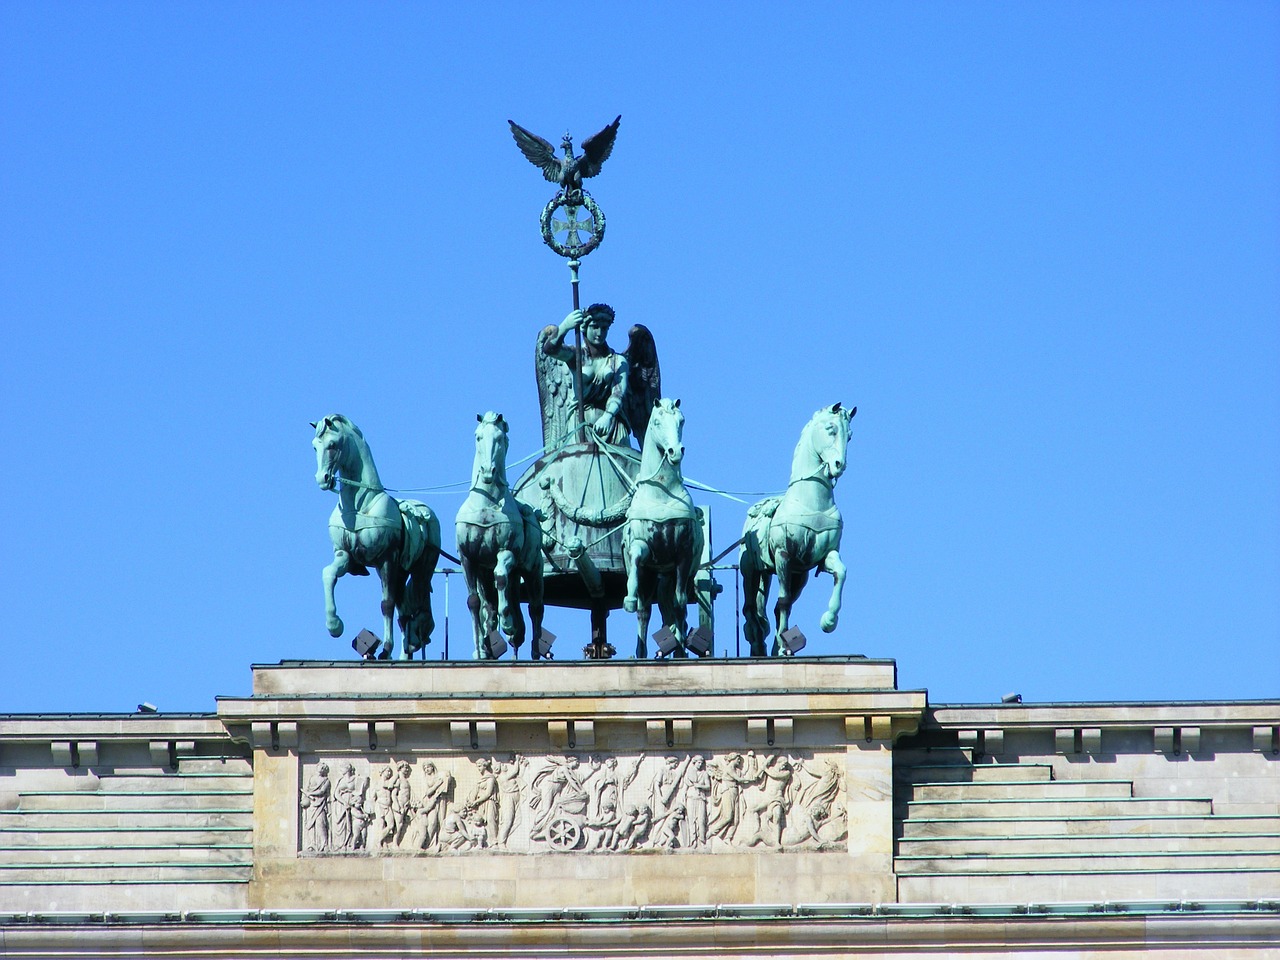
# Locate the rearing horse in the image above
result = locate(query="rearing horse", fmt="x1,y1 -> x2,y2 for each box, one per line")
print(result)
740,403 -> 855,656
455,413 -> 546,660
313,415 -> 441,659
623,398 -> 705,658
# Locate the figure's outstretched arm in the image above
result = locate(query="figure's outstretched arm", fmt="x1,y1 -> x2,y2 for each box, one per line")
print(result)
543,310 -> 584,364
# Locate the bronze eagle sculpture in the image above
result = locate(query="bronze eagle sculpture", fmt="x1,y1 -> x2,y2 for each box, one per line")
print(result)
509,115 -> 621,200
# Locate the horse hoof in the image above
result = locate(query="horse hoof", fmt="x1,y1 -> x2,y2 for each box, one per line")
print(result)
327,616 -> 344,638
821,613 -> 838,632
623,597 -> 637,613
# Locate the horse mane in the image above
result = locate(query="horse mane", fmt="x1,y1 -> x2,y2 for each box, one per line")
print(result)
320,413 -> 363,439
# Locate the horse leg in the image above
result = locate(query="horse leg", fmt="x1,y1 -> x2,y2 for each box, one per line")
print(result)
322,549 -> 352,638
525,564 -> 545,661
772,549 -> 795,657
478,571 -> 501,659
461,559 -> 486,661
494,549 -> 517,639
635,585 -> 653,660
400,556 -> 436,660
740,547 -> 769,658
378,563 -> 406,660
819,549 -> 847,633
622,526 -> 642,614
657,576 -> 688,659
505,569 -> 526,655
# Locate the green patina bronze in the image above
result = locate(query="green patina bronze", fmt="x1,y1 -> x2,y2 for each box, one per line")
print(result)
622,398 -> 705,658
312,415 -> 441,659
455,413 -> 546,661
306,118 -> 857,662
740,404 -> 856,657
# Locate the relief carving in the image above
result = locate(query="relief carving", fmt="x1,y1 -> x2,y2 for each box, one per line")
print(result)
299,750 -> 846,856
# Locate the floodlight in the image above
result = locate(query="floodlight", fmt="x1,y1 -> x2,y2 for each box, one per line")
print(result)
686,626 -> 713,657
1002,692 -> 1023,704
352,629 -> 382,660
484,630 -> 509,660
780,626 -> 806,654
535,629 -> 556,660
651,626 -> 679,657
137,703 -> 158,714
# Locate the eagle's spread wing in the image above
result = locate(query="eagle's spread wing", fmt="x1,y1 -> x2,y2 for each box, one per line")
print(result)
622,323 -> 660,448
509,120 -> 562,184
535,325 -> 577,448
579,115 -> 621,180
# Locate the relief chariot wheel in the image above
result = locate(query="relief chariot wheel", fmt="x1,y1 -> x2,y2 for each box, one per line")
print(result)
546,815 -> 583,851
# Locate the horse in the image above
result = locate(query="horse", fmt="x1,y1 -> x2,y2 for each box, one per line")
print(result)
622,398 -> 705,658
455,412 -> 546,660
740,403 -> 855,656
312,415 -> 441,659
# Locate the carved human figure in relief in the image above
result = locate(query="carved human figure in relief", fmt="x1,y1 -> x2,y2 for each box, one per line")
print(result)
493,754 -> 527,847
392,760 -> 414,845
683,755 -> 712,847
465,758 -> 499,834
650,754 -> 691,822
350,773 -> 372,850
301,762 -> 332,852
613,803 -> 654,851
529,755 -> 595,841
373,765 -> 398,850
707,752 -> 754,843
414,761 -> 453,851
441,808 -> 487,851
585,755 -> 643,850
535,305 -> 661,449
331,762 -> 358,851
783,757 -> 848,847
655,802 -> 687,849
740,755 -> 794,849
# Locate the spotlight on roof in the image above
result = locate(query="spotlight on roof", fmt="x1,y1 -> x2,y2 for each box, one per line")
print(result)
1002,692 -> 1023,704
484,630 -> 509,660
652,627 -> 679,657
779,626 -> 807,654
137,702 -> 158,714
534,629 -> 556,660
685,626 -> 713,658
352,629 -> 382,660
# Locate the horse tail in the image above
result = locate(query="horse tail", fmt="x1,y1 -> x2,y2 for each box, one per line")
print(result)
398,501 -> 441,655
516,501 -> 543,575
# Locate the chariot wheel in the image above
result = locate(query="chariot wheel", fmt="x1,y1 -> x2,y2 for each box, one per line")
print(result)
546,816 -> 582,851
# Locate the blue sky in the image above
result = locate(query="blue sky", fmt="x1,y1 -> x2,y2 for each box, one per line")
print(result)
2,4 -> 1277,712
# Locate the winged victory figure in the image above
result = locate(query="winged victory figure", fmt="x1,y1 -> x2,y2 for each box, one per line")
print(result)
535,305 -> 661,450
509,115 -> 622,200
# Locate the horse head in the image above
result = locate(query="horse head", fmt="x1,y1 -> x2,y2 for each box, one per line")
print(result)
804,402 -> 856,483
312,414 -> 359,491
473,412 -> 510,488
647,397 -> 686,466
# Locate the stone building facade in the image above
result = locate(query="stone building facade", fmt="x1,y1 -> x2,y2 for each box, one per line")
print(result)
1,657 -> 1276,957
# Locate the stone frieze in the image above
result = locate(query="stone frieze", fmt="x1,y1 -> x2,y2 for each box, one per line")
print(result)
299,751 -> 848,855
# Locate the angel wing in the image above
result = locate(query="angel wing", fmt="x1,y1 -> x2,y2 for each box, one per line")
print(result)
578,115 -> 621,179
622,323 -> 660,448
534,325 -> 577,448
508,121 -> 562,184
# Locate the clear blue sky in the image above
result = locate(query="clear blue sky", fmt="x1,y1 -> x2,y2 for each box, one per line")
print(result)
2,4 -> 1277,712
